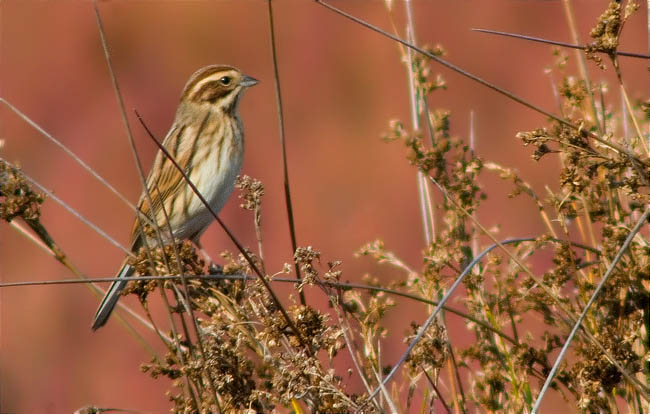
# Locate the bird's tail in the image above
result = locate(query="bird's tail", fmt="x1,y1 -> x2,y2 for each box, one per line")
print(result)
91,262 -> 135,330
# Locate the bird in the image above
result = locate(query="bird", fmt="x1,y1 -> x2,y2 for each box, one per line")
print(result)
92,65 -> 258,330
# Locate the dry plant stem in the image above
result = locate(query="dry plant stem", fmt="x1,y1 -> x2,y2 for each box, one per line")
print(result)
0,99 -> 155,230
327,295 -> 381,410
91,1 -> 170,261
372,342 -> 398,414
560,0 -> 604,135
144,180 -> 188,301
132,111 -> 310,352
315,0 -> 644,168
91,11 -> 190,379
92,0 -> 146,194
0,98 -> 170,342
2,233 -> 598,352
9,220 -> 54,256
532,207 -> 650,413
360,237 -> 542,406
471,28 -> 650,59
370,171 -> 646,406
147,182 -> 178,276
138,178 -> 201,367
330,280 -> 513,347
140,290 -> 178,353
92,0 -> 188,359
622,88 -> 630,145
93,2 -> 218,405
571,202 -> 592,263
619,82 -> 649,156
7,218 -> 161,356
73,405 -> 142,414
483,163 -> 559,238
401,3 -> 462,408
445,344 -> 466,414
323,284 -> 382,409
332,304 -> 378,405
469,111 -> 480,256
149,165 -> 221,406
158,283 -> 202,411
9,217 -> 157,358
548,74 -> 562,113
253,205 -> 265,268
0,269 -> 523,348
290,400 -> 304,414
143,288 -> 200,409
429,176 -> 649,399
266,0 -> 306,306
580,196 -> 599,260
168,284 -> 201,360
415,124 -> 436,239
423,369 -> 451,414
423,92 -> 467,412
565,202 -> 591,282
600,84 -> 609,136
1,158 -> 132,255
403,0 -> 435,245
608,24 -> 649,158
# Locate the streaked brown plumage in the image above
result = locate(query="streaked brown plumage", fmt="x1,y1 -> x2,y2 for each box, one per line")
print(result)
92,65 -> 258,330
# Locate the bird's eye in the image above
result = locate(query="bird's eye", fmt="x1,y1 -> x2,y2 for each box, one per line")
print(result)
219,76 -> 231,85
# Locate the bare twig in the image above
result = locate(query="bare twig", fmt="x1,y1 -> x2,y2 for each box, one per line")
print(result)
1,158 -> 131,255
266,0 -> 306,306
471,28 -> 650,59
402,0 -> 435,245
7,216 -> 165,353
0,98 -> 154,230
559,0 -> 604,135
423,369 -> 451,414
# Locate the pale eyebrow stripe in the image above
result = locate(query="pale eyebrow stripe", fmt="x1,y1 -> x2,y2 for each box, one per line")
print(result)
188,72 -> 234,95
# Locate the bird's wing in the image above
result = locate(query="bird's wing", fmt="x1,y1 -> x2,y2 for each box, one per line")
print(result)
128,116 -> 208,246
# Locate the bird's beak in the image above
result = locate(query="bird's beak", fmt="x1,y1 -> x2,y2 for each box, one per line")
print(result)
241,75 -> 259,88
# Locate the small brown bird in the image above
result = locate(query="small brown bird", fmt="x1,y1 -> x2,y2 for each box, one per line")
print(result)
92,65 -> 258,330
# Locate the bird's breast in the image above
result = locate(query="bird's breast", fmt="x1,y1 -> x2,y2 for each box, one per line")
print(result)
178,116 -> 244,236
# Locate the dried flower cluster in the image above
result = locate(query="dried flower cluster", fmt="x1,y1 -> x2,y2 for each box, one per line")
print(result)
123,236 -> 361,412
0,160 -> 44,223
585,1 -> 639,69
235,174 -> 265,212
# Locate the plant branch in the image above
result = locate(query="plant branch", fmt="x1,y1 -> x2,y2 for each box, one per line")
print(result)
1,158 -> 132,255
0,98 -> 155,230
471,28 -> 650,59
532,207 -> 650,413
266,0 -> 306,306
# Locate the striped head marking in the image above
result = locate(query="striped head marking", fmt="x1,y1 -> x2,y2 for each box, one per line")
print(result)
182,65 -> 258,109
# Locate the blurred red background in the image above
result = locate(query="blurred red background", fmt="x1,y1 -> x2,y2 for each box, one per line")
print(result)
1,1 -> 647,412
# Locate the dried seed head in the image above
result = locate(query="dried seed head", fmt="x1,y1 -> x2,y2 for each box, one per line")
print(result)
235,174 -> 264,211
0,161 -> 45,223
